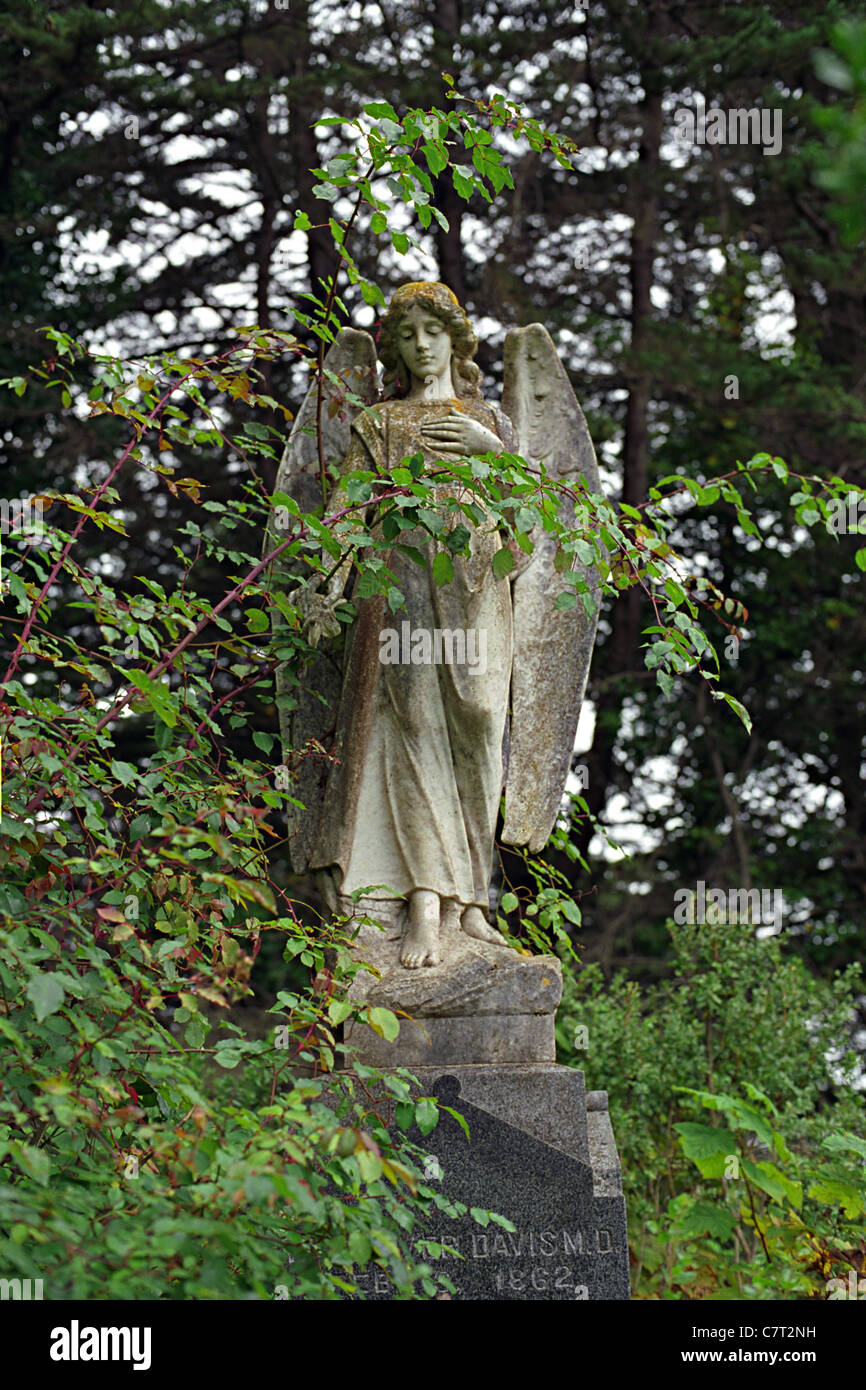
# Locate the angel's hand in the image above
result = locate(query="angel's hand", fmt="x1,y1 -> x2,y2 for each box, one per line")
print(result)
419,409 -> 502,457
287,579 -> 343,648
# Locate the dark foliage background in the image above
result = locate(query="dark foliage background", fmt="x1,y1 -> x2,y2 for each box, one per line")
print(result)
1,0 -> 864,1300
4,0 -> 864,980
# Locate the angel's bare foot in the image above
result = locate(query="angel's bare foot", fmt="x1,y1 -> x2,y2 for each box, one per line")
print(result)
401,890 -> 440,968
461,905 -> 509,947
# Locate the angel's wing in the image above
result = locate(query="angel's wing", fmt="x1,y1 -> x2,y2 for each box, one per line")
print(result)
500,323 -> 602,853
265,328 -> 378,873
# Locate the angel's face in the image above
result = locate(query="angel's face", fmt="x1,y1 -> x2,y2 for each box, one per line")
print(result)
394,303 -> 453,387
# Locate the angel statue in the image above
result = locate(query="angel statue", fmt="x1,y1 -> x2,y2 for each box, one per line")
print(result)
267,281 -> 600,977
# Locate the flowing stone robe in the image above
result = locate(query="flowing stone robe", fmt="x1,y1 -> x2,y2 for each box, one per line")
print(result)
309,397 -> 519,913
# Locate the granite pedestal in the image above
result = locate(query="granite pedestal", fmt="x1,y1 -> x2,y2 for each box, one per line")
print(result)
337,918 -> 630,1300
351,1065 -> 630,1301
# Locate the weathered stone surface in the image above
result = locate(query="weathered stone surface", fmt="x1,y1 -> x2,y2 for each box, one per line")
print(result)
266,328 -> 379,876
343,902 -> 561,1066
351,1066 -> 631,1301
347,907 -> 562,1017
345,1013 -> 556,1067
501,323 -> 601,852
270,283 -> 604,974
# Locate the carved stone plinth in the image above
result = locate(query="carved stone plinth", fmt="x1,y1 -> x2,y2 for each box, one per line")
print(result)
342,898 -> 561,1067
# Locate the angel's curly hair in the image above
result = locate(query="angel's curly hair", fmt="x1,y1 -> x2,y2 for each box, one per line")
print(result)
378,281 -> 483,401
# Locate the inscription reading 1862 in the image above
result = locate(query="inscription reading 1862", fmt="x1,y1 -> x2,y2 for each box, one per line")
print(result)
494,1267 -> 589,1297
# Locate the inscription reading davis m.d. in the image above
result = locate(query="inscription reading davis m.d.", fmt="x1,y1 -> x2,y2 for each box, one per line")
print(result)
439,1227 -> 614,1259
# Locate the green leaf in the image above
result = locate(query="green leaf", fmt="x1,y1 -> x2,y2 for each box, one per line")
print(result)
444,523 -> 471,555
154,717 -> 173,751
417,507 -> 443,534
184,1014 -> 209,1049
415,1098 -> 438,1137
423,142 -> 448,176
678,1199 -> 736,1241
127,669 -> 177,728
674,1122 -> 738,1175
214,1050 -> 243,1068
717,692 -> 752,734
453,169 -> 474,199
26,973 -> 65,1022
364,101 -> 399,121
814,48 -> 854,91
326,998 -> 354,1026
822,1131 -> 866,1160
770,457 -> 788,482
346,476 -> 373,504
360,280 -> 386,307
129,815 -> 151,841
808,1176 -> 865,1219
0,884 -> 27,914
366,1007 -> 399,1042
244,1175 -> 276,1203
355,1148 -> 383,1183
348,1230 -> 372,1264
741,1081 -> 778,1116
440,1105 -> 470,1143
111,760 -> 137,786
742,1158 -> 801,1208
11,1143 -> 51,1186
492,547 -> 514,580
432,551 -> 454,587
246,608 -> 270,632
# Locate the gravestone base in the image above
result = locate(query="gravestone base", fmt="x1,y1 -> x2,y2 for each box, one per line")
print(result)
345,1013 -> 555,1066
352,1064 -> 631,1301
341,905 -> 562,1066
